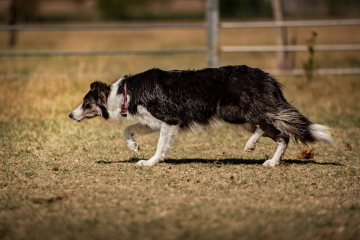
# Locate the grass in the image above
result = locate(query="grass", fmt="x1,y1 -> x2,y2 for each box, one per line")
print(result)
0,25 -> 360,240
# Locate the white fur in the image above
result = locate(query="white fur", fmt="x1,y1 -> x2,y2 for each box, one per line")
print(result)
263,141 -> 287,167
185,116 -> 223,133
137,123 -> 179,166
128,105 -> 163,130
105,79 -> 177,166
71,103 -> 84,121
105,77 -> 127,125
118,104 -> 179,166
310,124 -> 335,147
127,106 -> 176,166
244,125 -> 264,152
124,123 -> 158,153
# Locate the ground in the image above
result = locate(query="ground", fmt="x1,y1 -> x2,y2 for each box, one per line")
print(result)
0,24 -> 360,240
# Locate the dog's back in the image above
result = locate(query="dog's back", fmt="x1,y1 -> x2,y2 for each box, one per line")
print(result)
125,65 -> 284,129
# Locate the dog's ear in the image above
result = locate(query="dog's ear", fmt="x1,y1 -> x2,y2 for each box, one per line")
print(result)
90,81 -> 110,105
90,81 -> 100,91
90,81 -> 108,91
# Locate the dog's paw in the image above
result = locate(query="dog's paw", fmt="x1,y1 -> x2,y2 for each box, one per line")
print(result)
244,140 -> 257,152
136,160 -> 156,166
126,141 -> 140,153
262,159 -> 279,167
244,144 -> 255,152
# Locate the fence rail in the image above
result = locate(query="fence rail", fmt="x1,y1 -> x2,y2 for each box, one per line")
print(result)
2,44 -> 359,57
221,44 -> 360,53
0,48 -> 207,57
1,0 -> 360,76
267,68 -> 360,76
221,19 -> 360,28
1,20 -> 359,57
0,23 -> 206,31
1,19 -> 360,31
2,68 -> 359,81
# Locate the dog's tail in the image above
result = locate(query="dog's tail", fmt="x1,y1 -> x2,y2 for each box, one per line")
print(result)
267,103 -> 334,146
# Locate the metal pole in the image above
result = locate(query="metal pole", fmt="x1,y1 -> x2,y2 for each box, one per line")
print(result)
272,0 -> 288,69
206,0 -> 219,68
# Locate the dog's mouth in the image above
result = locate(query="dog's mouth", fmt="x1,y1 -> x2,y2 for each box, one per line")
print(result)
78,116 -> 98,122
75,117 -> 91,122
69,112 -> 99,122
69,113 -> 85,122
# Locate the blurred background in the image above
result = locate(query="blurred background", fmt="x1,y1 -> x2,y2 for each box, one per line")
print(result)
0,0 -> 359,121
1,0 -> 360,23
0,0 -> 360,77
1,2 -> 360,239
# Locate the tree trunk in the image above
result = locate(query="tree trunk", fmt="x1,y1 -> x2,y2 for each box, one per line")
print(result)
7,0 -> 17,48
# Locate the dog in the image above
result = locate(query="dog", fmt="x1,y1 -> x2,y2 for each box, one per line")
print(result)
69,65 -> 334,166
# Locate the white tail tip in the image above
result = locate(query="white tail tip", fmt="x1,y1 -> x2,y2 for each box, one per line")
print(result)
310,124 -> 335,147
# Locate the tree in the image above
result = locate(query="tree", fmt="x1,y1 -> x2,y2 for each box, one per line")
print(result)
97,0 -> 150,20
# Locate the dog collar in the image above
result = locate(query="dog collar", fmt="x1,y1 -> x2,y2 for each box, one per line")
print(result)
121,82 -> 127,117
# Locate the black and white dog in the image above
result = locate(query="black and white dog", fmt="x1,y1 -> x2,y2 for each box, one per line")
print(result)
69,65 -> 334,167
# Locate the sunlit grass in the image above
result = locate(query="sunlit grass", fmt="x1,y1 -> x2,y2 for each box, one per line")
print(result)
0,25 -> 360,240
0,72 -> 359,240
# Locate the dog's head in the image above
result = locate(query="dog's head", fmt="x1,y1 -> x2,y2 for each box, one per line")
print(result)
69,81 -> 110,122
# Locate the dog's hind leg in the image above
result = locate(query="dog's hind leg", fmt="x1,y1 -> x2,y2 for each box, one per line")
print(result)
244,125 -> 265,152
263,138 -> 289,167
124,123 -> 158,153
137,123 -> 179,166
260,124 -> 290,167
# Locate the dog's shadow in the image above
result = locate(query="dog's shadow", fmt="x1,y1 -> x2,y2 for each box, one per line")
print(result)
96,158 -> 342,166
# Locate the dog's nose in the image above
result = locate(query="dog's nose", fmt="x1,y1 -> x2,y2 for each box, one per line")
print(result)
69,113 -> 73,119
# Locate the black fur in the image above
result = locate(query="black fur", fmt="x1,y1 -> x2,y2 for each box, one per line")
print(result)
88,81 -> 110,119
119,65 -> 316,144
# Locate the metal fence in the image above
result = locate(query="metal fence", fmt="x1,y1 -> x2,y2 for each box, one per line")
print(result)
1,0 -> 360,75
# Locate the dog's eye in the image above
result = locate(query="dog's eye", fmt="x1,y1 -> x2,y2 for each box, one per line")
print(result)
84,103 -> 91,109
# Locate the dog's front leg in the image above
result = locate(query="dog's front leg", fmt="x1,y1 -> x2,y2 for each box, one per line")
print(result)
124,123 -> 158,153
137,123 -> 179,166
244,125 -> 264,152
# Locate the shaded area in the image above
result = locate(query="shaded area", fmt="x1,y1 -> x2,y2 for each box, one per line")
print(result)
96,158 -> 342,166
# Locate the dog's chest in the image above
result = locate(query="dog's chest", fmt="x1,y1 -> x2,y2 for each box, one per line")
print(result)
129,105 -> 163,130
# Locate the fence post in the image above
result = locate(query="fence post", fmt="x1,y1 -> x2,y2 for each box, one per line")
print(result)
206,0 -> 219,68
272,0 -> 288,69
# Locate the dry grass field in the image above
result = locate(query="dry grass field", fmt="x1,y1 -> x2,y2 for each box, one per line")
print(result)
0,25 -> 360,240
